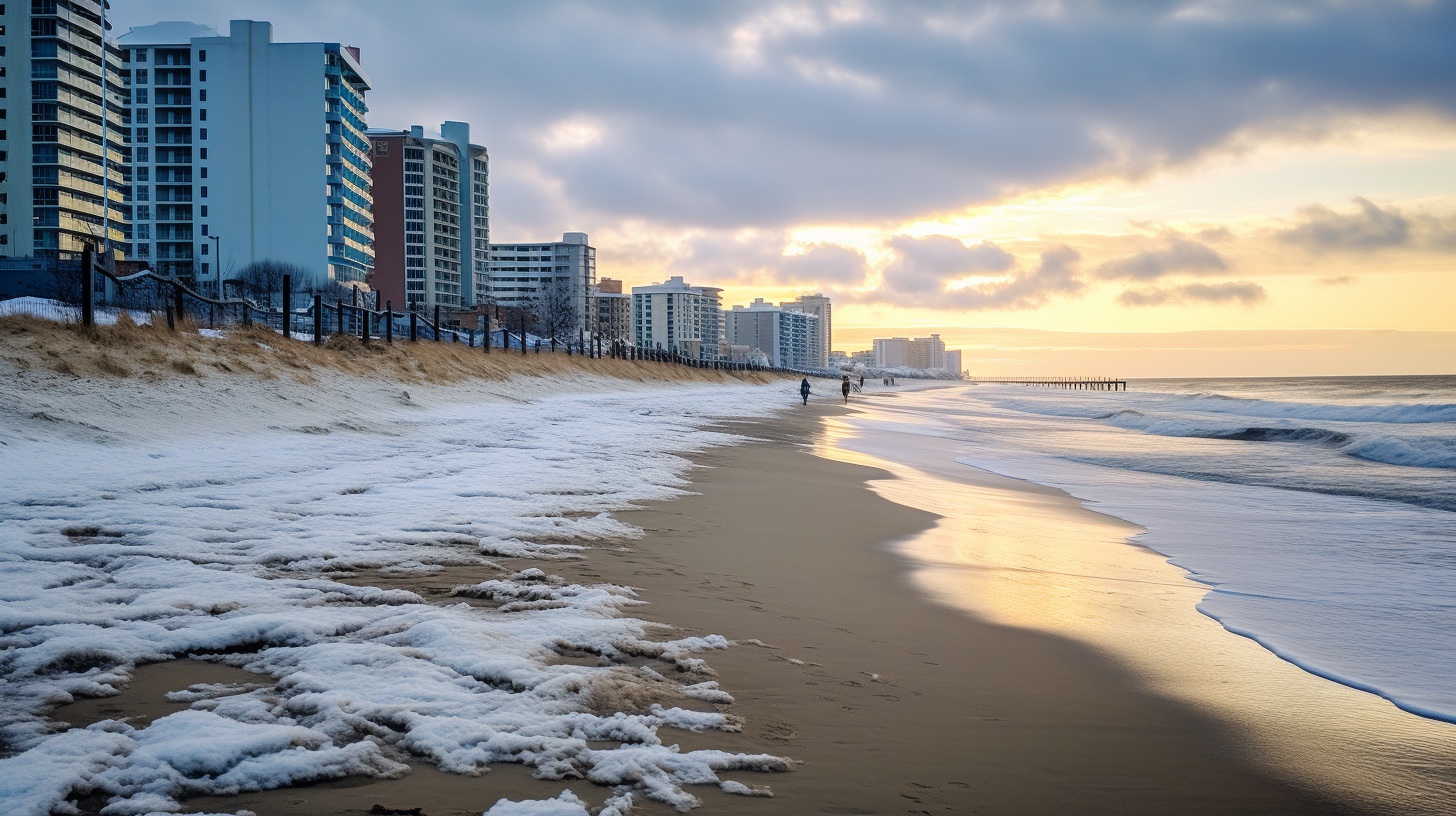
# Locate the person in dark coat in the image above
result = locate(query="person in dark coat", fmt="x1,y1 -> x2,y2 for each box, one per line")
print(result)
841,375 -> 852,404
800,378 -> 811,405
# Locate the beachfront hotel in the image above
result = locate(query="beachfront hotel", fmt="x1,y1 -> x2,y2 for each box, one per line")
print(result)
487,233 -> 596,335
0,0 -> 131,263
780,293 -> 832,368
116,20 -> 374,295
368,123 -> 489,312
631,275 -> 723,359
723,297 -> 821,370
873,334 -> 962,374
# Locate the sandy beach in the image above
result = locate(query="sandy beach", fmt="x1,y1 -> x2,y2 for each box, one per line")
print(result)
179,409 -> 1354,815
7,320 -> 1434,815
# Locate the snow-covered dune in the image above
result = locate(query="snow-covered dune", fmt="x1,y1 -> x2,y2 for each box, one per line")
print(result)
0,343 -> 797,815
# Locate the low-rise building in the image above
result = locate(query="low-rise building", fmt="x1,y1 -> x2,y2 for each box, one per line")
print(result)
592,277 -> 632,343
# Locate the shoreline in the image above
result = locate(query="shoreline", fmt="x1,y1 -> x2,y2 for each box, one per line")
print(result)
12,358 -> 1425,814
560,407 -> 1354,815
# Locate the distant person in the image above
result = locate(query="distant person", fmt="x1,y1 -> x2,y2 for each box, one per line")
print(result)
800,378 -> 811,406
859,375 -> 865,389
841,375 -> 851,404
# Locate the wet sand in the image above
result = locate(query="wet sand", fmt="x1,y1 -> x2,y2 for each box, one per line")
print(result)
85,406 -> 1361,815
558,408 -> 1356,815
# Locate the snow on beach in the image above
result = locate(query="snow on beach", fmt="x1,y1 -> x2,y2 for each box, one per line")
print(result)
0,355 -> 797,815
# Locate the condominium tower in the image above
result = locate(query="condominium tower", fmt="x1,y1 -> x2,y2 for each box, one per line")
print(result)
724,298 -> 820,369
117,20 -> 374,293
487,233 -> 595,333
0,0 -> 130,262
632,276 -> 723,359
780,293 -> 832,368
369,123 -> 489,311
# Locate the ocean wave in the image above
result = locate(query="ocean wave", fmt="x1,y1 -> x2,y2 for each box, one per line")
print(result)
1342,436 -> 1456,470
989,391 -> 1456,425
1171,394 -> 1456,424
1098,410 -> 1351,445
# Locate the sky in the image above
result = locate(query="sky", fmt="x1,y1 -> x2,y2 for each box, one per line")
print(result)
112,1 -> 1456,375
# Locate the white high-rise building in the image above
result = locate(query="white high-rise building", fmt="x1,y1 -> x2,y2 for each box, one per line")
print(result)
1,0 -> 130,263
117,20 -> 374,294
487,232 -> 595,333
780,293 -> 832,368
724,298 -> 820,369
631,276 -> 722,359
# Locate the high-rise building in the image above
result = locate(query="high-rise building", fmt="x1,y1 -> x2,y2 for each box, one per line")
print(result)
1,0 -> 130,263
724,298 -> 820,369
487,233 -> 595,333
117,20 -> 373,294
873,337 -> 910,368
907,334 -> 946,370
592,277 -> 631,344
779,293 -> 832,368
631,276 -> 722,359
369,123 -> 488,311
943,349 -> 963,378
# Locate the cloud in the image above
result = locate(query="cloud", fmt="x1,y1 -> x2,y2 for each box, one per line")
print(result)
670,232 -> 868,286
1279,197 -> 1411,252
112,1 -> 1456,235
880,235 -> 1016,295
875,238 -> 1083,310
1095,236 -> 1229,280
1317,275 -> 1356,286
1119,281 -> 1267,307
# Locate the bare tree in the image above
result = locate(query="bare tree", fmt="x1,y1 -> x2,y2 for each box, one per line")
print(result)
528,277 -> 578,345
230,260 -> 310,307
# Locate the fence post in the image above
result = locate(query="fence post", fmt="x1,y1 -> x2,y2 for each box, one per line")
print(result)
469,328 -> 475,348
337,300 -> 344,336
431,305 -> 440,342
282,274 -> 292,339
385,300 -> 393,344
483,309 -> 491,353
165,300 -> 176,331
173,282 -> 185,327
409,310 -> 417,342
81,246 -> 95,328
361,304 -> 369,344
313,295 -> 322,345
520,314 -> 527,355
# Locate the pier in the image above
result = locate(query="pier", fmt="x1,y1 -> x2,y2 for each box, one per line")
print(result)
970,376 -> 1128,391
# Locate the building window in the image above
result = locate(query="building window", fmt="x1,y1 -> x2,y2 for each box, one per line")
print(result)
199,89 -> 206,102
136,49 -> 147,62
199,148 -> 206,160
201,243 -> 208,255
200,167 -> 207,178
134,69 -> 148,85
199,109 -> 206,121
199,128 -> 206,140
200,186 -> 207,198
200,205 -> 208,217
198,50 -> 206,62
198,69 -> 206,82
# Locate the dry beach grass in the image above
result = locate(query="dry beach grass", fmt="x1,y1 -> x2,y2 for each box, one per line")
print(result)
0,314 -> 780,387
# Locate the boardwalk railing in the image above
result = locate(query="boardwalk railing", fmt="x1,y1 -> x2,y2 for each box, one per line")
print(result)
969,376 -> 1128,391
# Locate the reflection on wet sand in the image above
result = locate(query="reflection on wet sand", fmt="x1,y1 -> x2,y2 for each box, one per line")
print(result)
817,415 -> 1456,816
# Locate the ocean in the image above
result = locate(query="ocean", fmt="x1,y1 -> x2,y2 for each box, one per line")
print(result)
831,376 -> 1456,726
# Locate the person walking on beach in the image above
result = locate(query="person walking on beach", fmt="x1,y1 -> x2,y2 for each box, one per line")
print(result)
800,378 -> 811,406
841,375 -> 852,404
